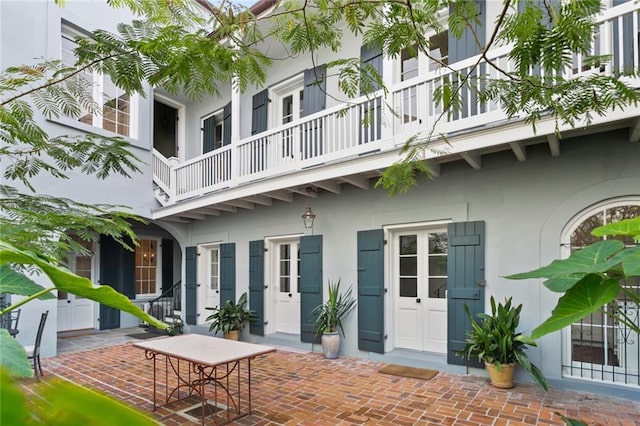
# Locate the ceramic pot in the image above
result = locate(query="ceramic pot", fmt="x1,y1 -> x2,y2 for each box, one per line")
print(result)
321,332 -> 340,359
485,362 -> 515,389
225,329 -> 240,340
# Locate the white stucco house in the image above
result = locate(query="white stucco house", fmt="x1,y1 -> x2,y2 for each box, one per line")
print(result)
1,0 -> 638,399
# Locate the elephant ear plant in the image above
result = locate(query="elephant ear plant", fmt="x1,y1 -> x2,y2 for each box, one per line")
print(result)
459,296 -> 548,390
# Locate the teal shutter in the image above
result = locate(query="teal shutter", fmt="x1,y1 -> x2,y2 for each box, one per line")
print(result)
122,243 -> 135,299
301,66 -> 326,159
357,229 -> 385,354
448,1 -> 484,119
612,1 -> 634,72
251,89 -> 269,135
359,44 -> 383,144
300,235 -> 323,343
220,243 -> 236,306
202,115 -> 215,153
447,221 -> 485,367
223,102 -> 232,146
302,66 -> 326,116
161,239 -> 174,296
99,235 -> 122,330
185,246 -> 198,325
249,240 -> 265,336
448,1 -> 484,63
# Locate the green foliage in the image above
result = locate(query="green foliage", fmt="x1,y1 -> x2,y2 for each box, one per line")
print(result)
0,240 -> 168,379
459,296 -> 548,390
312,280 -> 356,337
206,292 -> 257,335
0,367 -> 157,426
0,265 -> 55,300
507,216 -> 640,339
592,216 -> 640,242
0,330 -> 33,378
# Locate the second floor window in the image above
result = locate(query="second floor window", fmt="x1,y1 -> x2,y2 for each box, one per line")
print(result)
61,23 -> 137,138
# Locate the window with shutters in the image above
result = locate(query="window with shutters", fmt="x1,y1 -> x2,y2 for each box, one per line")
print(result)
202,109 -> 224,154
561,200 -> 640,386
61,23 -> 138,138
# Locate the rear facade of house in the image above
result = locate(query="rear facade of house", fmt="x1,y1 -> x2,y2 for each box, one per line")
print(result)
1,0 -> 639,399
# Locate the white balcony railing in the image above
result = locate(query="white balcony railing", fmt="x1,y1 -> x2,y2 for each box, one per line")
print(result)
153,3 -> 639,205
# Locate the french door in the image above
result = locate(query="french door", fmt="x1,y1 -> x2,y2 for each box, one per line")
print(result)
393,229 -> 448,352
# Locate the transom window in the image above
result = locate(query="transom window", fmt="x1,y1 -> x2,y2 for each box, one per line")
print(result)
61,23 -> 137,138
562,202 -> 640,386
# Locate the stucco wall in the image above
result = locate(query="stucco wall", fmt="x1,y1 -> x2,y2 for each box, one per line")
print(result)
181,128 -> 640,389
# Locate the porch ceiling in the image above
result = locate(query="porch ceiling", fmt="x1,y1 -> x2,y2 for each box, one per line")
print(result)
152,115 -> 637,223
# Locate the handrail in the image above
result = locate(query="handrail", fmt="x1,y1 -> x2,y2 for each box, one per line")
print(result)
148,280 -> 181,306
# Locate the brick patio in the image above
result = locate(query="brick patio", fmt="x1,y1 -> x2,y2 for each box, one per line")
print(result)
20,340 -> 640,425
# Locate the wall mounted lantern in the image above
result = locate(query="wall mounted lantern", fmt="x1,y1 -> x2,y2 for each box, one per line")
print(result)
301,205 -> 316,229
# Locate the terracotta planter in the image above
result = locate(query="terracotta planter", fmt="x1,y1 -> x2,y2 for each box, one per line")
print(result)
485,362 -> 515,389
321,332 -> 341,359
224,330 -> 240,340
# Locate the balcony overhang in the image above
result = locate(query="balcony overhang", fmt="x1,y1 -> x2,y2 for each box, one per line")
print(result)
151,109 -> 639,223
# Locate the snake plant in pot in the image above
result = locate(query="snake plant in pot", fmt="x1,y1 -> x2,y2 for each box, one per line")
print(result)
312,280 -> 356,359
459,296 -> 548,390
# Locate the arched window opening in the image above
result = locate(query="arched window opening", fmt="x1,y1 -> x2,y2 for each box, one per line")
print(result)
563,203 -> 640,386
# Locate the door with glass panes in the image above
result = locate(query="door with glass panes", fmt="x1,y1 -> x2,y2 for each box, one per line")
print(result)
393,229 -> 448,352
198,244 -> 221,324
274,240 -> 301,334
58,238 -> 95,331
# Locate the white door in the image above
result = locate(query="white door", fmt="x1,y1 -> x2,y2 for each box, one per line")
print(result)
274,79 -> 303,162
274,240 -> 300,334
58,241 -> 95,331
393,229 -> 448,353
198,245 -> 221,324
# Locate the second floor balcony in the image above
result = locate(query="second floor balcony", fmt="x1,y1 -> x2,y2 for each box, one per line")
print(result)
152,3 -> 640,220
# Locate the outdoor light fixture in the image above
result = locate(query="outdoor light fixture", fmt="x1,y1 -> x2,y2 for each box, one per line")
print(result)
301,205 -> 316,229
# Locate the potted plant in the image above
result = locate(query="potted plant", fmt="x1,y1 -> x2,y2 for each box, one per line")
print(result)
312,280 -> 356,359
205,292 -> 257,340
458,296 -> 548,390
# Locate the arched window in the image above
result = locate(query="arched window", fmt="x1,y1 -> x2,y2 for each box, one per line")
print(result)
561,200 -> 640,386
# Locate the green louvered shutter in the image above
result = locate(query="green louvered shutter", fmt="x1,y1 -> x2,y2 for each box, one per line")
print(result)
447,221 -> 485,367
185,246 -> 198,325
300,235 -> 323,343
448,1 -> 484,118
121,242 -> 135,300
301,66 -> 326,159
251,89 -> 269,135
161,239 -> 174,296
357,229 -> 385,353
220,243 -> 236,306
202,115 -> 215,153
359,44 -> 383,144
99,235 -> 122,329
249,240 -> 265,336
223,102 -> 232,146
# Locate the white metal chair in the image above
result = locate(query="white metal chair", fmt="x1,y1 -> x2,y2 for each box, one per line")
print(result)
23,310 -> 48,380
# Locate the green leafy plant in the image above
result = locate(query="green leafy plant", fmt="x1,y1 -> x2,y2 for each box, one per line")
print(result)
507,216 -> 640,339
459,296 -> 548,390
312,280 -> 356,336
205,292 -> 257,335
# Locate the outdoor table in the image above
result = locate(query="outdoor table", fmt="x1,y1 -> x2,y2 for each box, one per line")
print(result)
133,334 -> 275,425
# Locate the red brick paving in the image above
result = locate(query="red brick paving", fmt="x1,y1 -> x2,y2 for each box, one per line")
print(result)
19,342 -> 640,425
